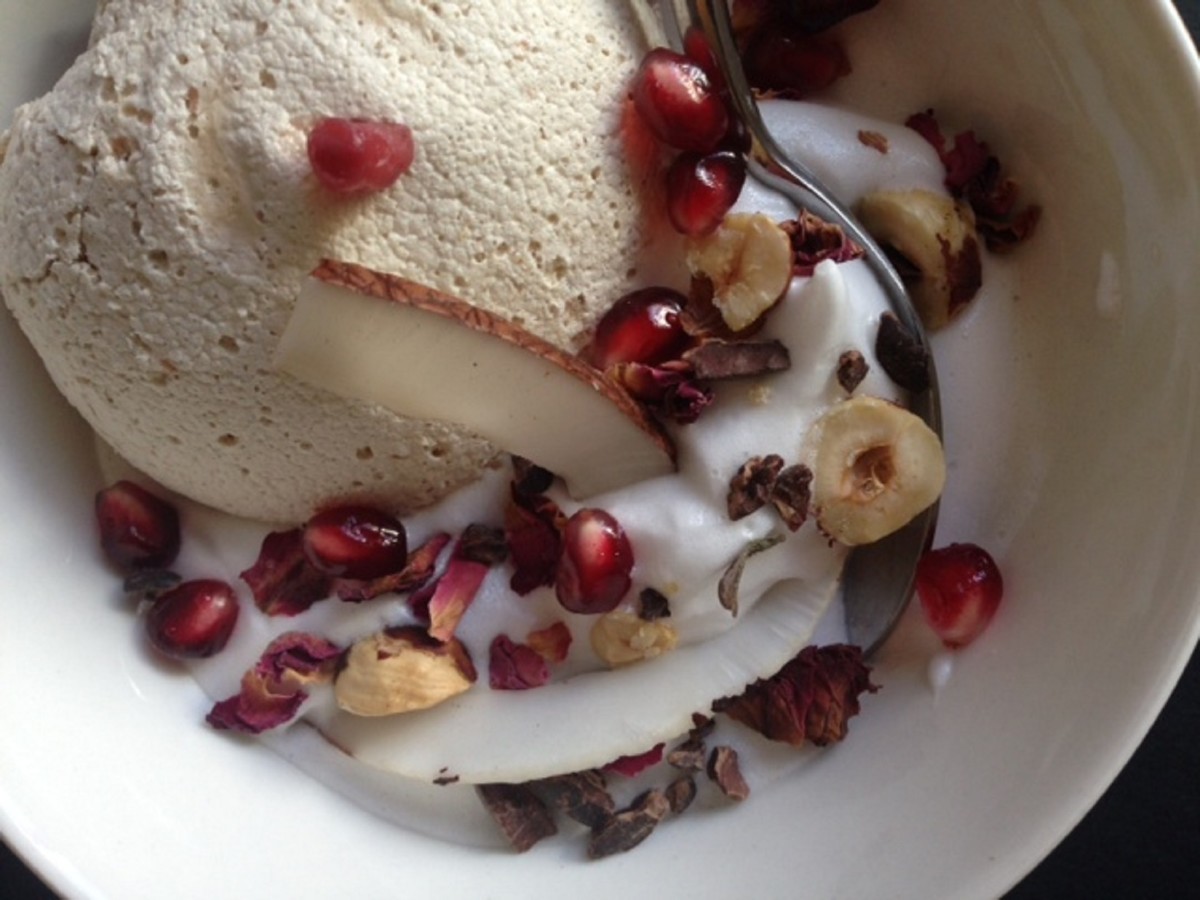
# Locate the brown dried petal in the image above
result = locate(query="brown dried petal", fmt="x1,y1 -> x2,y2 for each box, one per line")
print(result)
477,783 -> 558,853
727,454 -> 785,520
783,210 -> 864,276
531,770 -> 615,829
875,312 -> 931,393
682,338 -> 790,380
715,644 -> 879,747
706,746 -> 751,801
836,349 -> 869,394
769,464 -> 813,532
587,789 -> 671,859
718,533 -> 786,616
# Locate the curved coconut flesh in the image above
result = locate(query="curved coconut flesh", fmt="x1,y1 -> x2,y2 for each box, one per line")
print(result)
310,573 -> 838,784
275,260 -> 676,499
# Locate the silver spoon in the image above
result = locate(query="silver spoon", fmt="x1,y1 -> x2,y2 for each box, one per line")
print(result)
658,0 -> 942,655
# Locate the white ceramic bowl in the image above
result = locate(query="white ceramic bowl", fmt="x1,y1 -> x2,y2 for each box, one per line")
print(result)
2,1 -> 1199,897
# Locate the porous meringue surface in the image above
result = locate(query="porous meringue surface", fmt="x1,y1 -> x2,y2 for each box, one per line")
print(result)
0,0 -> 654,522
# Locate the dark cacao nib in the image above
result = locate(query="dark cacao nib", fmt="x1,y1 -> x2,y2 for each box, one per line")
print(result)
638,587 -> 672,621
683,338 -> 790,379
727,454 -> 785,520
875,312 -> 931,393
477,783 -> 558,853
665,774 -> 698,815
587,789 -> 671,859
769,463 -> 813,531
531,770 -> 616,830
836,349 -> 869,393
706,745 -> 751,801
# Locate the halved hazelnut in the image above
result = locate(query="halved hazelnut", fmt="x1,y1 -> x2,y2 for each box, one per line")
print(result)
590,611 -> 678,668
855,189 -> 982,329
685,213 -> 793,332
334,626 -> 477,716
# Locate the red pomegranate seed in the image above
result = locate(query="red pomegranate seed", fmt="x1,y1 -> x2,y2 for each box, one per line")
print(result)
666,150 -> 746,236
145,579 -> 239,659
743,31 -> 850,96
683,26 -> 723,87
585,287 -> 692,370
555,508 -> 634,615
915,543 -> 1003,649
631,48 -> 729,153
302,505 -> 408,580
307,117 -> 415,194
95,480 -> 181,570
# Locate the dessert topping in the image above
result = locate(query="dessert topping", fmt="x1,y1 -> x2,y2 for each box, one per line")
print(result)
207,632 -> 342,735
836,349 -> 869,394
603,743 -> 666,778
525,621 -> 573,664
144,579 -> 239,659
906,109 -> 1042,251
488,635 -> 551,691
714,644 -> 878,746
630,48 -> 729,153
555,508 -> 635,615
666,150 -> 748,236
241,528 -> 331,616
686,213 -> 794,332
333,626 -> 476,717
307,117 -> 415,195
874,311 -> 931,394
706,745 -> 751,801
718,533 -> 786,617
807,395 -> 945,545
95,480 -> 181,570
586,789 -> 672,859
301,504 -> 409,580
583,287 -> 693,370
915,542 -> 1004,648
590,611 -> 679,667
475,784 -> 558,853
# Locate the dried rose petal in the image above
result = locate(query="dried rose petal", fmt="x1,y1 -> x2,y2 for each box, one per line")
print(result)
489,635 -> 551,690
426,556 -> 489,642
587,789 -> 671,859
706,745 -> 751,801
906,109 -> 1041,251
477,783 -> 558,853
240,528 -> 332,616
333,532 -> 451,602
609,361 -> 714,425
505,487 -> 564,595
206,632 -> 342,734
784,210 -> 864,276
525,621 -> 573,664
603,743 -> 665,778
715,644 -> 878,746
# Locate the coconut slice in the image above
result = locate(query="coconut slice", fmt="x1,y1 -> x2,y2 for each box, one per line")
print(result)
275,260 -> 676,499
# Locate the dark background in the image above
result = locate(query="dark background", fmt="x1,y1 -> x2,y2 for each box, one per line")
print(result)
3,2 -> 1200,898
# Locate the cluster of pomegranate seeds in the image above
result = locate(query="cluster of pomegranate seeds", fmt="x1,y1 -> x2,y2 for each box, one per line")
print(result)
95,480 -> 181,570
583,287 -> 692,369
302,504 -> 408,580
629,41 -> 746,236
144,579 -> 239,659
307,117 -> 415,195
555,508 -> 635,614
915,543 -> 1003,649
